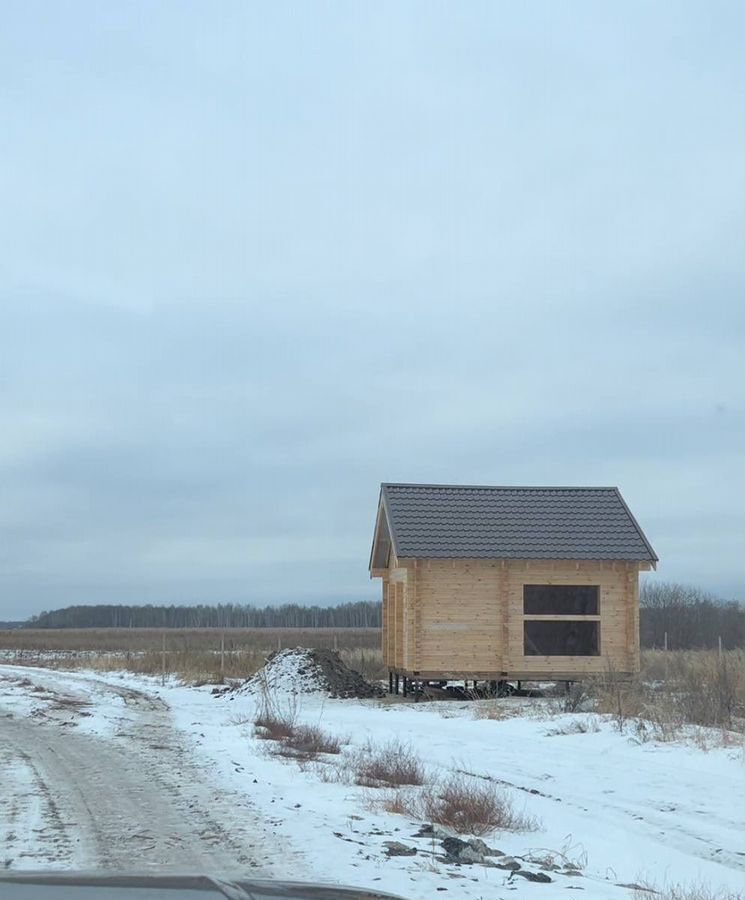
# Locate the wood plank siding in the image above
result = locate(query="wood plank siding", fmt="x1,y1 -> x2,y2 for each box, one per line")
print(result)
380,558 -> 642,679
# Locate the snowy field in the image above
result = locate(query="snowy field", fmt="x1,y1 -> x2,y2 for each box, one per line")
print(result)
1,662 -> 744,899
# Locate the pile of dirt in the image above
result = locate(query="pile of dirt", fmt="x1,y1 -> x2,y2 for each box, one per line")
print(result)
241,647 -> 383,700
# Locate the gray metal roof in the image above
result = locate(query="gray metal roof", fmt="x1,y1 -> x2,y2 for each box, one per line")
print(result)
378,483 -> 657,562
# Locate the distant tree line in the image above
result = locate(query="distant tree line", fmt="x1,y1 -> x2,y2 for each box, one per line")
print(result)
24,600 -> 382,630
640,582 -> 745,650
19,583 -> 745,649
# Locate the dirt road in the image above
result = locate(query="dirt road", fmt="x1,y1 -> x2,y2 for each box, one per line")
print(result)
0,668 -> 267,873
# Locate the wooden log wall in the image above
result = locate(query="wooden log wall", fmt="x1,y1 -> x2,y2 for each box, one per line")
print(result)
378,557 -> 642,678
501,559 -> 637,676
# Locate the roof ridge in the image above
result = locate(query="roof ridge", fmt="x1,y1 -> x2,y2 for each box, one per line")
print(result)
382,482 -> 618,492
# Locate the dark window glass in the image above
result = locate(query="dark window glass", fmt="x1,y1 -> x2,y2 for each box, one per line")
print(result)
524,620 -> 599,656
523,584 -> 599,616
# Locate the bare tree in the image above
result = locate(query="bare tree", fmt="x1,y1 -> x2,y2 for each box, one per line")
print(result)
25,600 -> 382,630
640,582 -> 745,649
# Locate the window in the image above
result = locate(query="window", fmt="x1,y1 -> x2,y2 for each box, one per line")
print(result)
522,584 -> 600,657
523,584 -> 598,616
524,620 -> 599,656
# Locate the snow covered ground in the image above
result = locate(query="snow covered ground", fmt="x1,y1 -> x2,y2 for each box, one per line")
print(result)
2,663 -> 744,899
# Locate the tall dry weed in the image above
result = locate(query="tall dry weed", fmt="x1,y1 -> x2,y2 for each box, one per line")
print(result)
418,774 -> 538,835
590,649 -> 745,737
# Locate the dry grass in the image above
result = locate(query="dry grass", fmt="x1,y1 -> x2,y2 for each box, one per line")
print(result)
255,715 -> 342,760
251,676 -> 341,760
647,649 -> 745,730
0,627 -> 381,654
380,791 -> 415,817
0,627 -> 382,685
378,774 -> 539,836
74,648 -> 268,684
472,700 -> 514,721
339,647 -> 386,682
588,650 -> 745,737
283,724 -> 342,757
354,740 -> 425,787
254,709 -> 297,742
420,773 -> 538,835
546,718 -> 600,736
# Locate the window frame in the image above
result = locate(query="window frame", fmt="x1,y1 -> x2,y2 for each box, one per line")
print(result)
521,583 -> 602,657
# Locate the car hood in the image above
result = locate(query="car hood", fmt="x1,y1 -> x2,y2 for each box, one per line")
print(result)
0,872 -> 408,900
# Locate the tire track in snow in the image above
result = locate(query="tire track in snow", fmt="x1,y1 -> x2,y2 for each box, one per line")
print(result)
0,669 -> 278,876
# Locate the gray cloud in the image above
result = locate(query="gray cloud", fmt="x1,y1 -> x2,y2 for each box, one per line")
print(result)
1,1 -> 743,618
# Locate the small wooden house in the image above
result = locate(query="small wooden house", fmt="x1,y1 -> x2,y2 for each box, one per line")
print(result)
369,483 -> 657,690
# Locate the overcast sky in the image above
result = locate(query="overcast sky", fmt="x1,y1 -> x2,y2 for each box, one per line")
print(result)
1,2 -> 743,620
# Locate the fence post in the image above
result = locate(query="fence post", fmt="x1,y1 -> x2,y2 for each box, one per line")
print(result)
220,632 -> 225,677
161,633 -> 166,687
718,635 -> 723,659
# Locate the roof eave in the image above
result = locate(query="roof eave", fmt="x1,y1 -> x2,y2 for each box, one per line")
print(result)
613,487 -> 659,562
368,486 -> 402,575
379,484 -> 402,556
392,552 -> 659,562
367,491 -> 384,574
